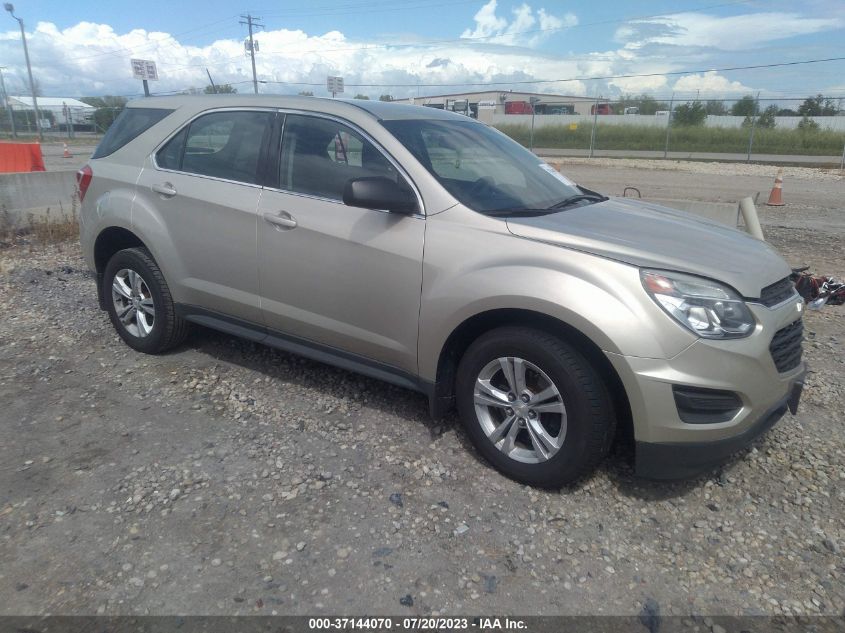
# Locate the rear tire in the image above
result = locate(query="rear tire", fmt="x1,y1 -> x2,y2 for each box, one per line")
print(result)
103,247 -> 188,354
456,327 -> 615,487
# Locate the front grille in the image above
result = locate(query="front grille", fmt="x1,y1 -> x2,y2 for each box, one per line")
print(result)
769,319 -> 804,373
758,277 -> 796,307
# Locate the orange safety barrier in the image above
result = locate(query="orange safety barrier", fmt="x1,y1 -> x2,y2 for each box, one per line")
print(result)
0,142 -> 46,173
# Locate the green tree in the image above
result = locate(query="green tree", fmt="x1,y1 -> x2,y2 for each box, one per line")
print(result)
704,100 -> 727,115
777,108 -> 798,116
203,84 -> 237,94
625,94 -> 669,114
298,90 -> 314,96
80,96 -> 128,109
378,94 -> 394,102
81,96 -> 128,132
755,105 -> 778,129
797,116 -> 820,131
798,94 -> 836,117
613,95 -> 678,114
731,95 -> 757,117
672,101 -> 707,126
353,94 -> 370,100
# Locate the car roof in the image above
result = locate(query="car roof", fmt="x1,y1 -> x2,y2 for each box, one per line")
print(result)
126,94 -> 464,122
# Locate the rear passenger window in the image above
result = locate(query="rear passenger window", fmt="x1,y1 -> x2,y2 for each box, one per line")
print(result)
92,107 -> 173,159
168,111 -> 272,185
279,114 -> 403,201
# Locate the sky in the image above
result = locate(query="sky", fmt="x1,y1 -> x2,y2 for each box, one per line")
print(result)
0,0 -> 843,104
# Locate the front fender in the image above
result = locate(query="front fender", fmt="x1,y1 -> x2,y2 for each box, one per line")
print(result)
418,207 -> 696,381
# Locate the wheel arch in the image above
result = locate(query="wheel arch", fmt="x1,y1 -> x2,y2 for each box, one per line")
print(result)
430,308 -> 632,439
93,226 -> 148,309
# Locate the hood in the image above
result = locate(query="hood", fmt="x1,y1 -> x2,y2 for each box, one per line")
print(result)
506,197 -> 791,298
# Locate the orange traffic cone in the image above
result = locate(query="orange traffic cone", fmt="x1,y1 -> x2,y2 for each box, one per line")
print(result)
766,169 -> 784,206
63,143 -> 73,158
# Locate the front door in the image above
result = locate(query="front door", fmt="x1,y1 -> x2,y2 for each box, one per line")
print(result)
257,113 -> 425,375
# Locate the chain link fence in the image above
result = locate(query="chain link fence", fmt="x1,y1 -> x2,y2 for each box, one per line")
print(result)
484,96 -> 845,161
0,105 -> 120,141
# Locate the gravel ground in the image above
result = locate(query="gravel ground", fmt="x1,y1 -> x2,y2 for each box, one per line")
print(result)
548,157 -> 845,182
0,175 -> 843,620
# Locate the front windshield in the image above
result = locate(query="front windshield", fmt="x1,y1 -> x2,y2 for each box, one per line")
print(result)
381,118 -> 582,213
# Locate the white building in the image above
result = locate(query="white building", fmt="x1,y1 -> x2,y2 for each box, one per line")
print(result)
8,96 -> 96,128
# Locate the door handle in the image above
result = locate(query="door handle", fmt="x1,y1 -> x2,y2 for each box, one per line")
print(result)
152,182 -> 177,197
263,212 -> 297,230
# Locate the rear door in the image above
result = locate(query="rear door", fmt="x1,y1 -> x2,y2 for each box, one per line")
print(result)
135,108 -> 274,324
256,112 -> 425,375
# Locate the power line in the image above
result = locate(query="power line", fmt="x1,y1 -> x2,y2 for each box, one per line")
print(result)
68,54 -> 845,96
248,55 -> 845,88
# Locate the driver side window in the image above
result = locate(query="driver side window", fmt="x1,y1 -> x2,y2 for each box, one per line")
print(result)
279,114 -> 407,201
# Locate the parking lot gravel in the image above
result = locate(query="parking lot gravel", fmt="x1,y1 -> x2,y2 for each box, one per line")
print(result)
0,166 -> 843,621
547,156 -> 845,182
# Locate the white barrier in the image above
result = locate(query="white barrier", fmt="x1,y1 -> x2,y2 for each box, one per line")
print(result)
491,113 -> 845,131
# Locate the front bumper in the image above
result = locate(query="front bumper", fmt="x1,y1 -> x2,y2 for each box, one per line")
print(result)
605,299 -> 806,479
635,379 -> 802,479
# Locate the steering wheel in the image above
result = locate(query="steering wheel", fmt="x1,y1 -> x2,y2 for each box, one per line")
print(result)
466,176 -> 497,198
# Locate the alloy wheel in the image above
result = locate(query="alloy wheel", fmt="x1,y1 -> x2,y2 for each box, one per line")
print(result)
473,356 -> 567,464
111,268 -> 155,338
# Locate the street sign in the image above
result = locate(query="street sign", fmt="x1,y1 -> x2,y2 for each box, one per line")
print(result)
326,76 -> 344,95
131,59 -> 159,81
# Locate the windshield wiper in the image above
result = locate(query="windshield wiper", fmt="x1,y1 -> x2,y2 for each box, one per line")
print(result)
547,193 -> 608,210
483,208 -> 558,218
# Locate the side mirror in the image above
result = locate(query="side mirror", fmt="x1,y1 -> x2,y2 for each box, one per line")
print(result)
343,177 -> 418,215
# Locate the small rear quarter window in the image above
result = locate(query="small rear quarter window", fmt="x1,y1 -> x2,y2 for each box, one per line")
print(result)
92,107 -> 173,159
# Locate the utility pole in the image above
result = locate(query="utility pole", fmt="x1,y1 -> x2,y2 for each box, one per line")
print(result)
528,96 -> 540,152
663,92 -> 675,159
588,92 -> 600,158
0,66 -> 16,138
206,68 -> 217,94
240,14 -> 263,95
746,91 -> 761,163
4,3 -> 42,141
62,101 -> 74,139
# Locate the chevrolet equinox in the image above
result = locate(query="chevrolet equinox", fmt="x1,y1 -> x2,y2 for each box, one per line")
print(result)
78,96 -> 806,486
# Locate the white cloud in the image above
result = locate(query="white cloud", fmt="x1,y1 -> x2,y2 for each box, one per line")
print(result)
0,10 -> 591,100
608,74 -> 669,95
460,0 -> 577,47
616,11 -> 843,51
0,5 -> 836,101
671,71 -> 752,96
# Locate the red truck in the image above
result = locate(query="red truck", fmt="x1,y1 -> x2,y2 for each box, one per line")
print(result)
590,103 -> 612,115
504,101 -> 534,114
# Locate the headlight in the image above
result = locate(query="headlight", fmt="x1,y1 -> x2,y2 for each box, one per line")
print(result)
641,270 -> 755,339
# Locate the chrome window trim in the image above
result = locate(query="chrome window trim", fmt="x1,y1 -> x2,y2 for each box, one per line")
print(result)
266,109 -> 426,217
150,106 -> 277,189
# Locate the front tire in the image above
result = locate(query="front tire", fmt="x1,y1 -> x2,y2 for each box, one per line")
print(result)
456,327 -> 615,487
103,247 -> 188,354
